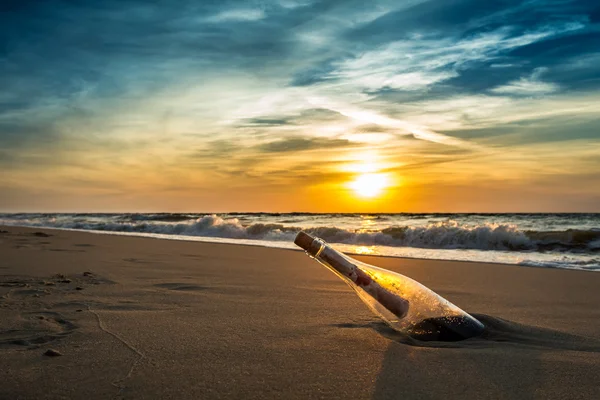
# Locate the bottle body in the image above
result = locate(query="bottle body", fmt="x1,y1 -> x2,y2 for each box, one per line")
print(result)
295,232 -> 484,341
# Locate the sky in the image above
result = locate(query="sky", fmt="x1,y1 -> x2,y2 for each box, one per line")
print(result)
1,0 -> 599,213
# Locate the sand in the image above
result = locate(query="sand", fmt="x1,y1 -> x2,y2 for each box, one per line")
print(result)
1,226 -> 599,399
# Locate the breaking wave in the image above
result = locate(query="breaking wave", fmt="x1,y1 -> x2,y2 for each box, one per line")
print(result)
2,214 -> 599,253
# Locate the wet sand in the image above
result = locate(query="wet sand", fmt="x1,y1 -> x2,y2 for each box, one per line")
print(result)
1,226 -> 599,399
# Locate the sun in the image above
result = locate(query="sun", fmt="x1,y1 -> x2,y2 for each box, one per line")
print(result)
349,173 -> 389,198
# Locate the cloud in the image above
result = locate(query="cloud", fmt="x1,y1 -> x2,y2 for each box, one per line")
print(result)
256,136 -> 356,153
278,0 -> 313,9
293,21 -> 585,96
306,96 -> 481,149
491,68 -> 560,95
344,0 -> 592,45
237,117 -> 295,127
206,9 -> 266,23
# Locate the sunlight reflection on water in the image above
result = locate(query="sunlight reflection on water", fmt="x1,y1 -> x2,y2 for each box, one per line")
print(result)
353,245 -> 378,255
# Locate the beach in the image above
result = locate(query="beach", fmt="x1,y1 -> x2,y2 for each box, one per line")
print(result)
1,226 -> 599,399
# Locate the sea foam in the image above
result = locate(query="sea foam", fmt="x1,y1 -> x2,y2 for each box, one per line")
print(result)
2,214 -> 599,253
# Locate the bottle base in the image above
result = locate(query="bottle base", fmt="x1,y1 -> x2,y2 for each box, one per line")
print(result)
408,315 -> 485,342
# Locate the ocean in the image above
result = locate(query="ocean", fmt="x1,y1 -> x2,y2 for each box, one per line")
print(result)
1,213 -> 599,272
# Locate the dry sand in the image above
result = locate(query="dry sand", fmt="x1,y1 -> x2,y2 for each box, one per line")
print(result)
1,226 -> 599,399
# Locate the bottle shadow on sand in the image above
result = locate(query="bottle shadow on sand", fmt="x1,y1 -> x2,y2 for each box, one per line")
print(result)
332,314 -> 600,399
341,314 -> 600,351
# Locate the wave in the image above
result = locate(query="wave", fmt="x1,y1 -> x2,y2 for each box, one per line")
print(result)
309,223 -> 600,252
116,213 -> 198,222
2,215 -> 599,253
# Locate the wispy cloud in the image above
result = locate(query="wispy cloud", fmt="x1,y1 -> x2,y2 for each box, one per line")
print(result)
256,136 -> 356,153
306,96 -> 480,149
491,68 -> 560,95
292,22 -> 585,94
205,9 -> 266,23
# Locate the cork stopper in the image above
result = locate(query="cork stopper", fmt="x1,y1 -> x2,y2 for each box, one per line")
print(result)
294,231 -> 315,251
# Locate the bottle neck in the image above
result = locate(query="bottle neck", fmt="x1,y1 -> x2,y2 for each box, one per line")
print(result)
305,237 -> 325,258
312,241 -> 355,277
296,232 -> 357,278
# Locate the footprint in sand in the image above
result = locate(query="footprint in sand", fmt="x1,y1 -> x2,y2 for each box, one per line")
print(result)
153,283 -> 208,292
32,232 -> 52,238
0,273 -> 115,301
48,248 -> 86,253
0,311 -> 77,349
0,278 -> 46,299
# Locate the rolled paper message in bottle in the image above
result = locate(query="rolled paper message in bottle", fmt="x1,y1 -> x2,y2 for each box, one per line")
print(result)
294,231 -> 485,341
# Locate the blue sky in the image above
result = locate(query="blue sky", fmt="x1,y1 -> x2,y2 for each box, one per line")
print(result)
1,0 -> 599,212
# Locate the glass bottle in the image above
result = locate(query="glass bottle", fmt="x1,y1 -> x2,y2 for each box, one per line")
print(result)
295,231 -> 484,341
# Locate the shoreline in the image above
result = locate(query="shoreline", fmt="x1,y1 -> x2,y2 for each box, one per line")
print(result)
3,224 -> 595,273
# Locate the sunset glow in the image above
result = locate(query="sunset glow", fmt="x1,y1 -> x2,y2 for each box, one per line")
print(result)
1,1 -> 599,212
